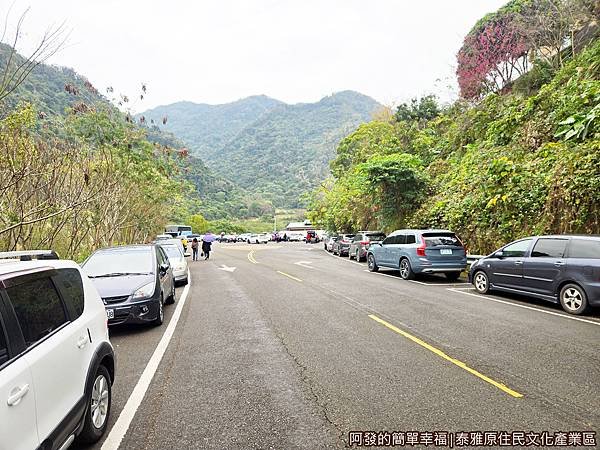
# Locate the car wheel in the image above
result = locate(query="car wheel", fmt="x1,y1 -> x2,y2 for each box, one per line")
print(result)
367,254 -> 379,272
399,258 -> 415,280
349,250 -> 354,260
445,272 -> 461,281
356,250 -> 362,262
560,283 -> 588,315
76,365 -> 111,444
473,270 -> 489,294
153,295 -> 164,326
166,280 -> 176,305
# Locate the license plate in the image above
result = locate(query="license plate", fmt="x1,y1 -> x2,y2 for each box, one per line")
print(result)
106,309 -> 114,319
440,249 -> 452,255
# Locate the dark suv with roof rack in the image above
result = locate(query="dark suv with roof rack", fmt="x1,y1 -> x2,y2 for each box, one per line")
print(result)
469,235 -> 600,315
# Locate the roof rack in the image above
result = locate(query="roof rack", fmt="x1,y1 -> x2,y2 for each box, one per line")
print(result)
0,250 -> 60,261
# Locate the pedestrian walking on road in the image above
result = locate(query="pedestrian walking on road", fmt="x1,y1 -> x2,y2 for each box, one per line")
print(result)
191,238 -> 199,261
202,230 -> 216,260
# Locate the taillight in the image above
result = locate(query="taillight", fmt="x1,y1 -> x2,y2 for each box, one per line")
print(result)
360,241 -> 369,245
416,235 -> 426,257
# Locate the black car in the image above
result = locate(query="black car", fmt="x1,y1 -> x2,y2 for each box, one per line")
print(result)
332,234 -> 355,256
82,244 -> 175,326
469,235 -> 600,315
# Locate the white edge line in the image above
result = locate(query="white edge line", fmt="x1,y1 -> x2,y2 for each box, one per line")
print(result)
448,287 -> 600,327
101,269 -> 192,450
322,247 -> 366,266
363,269 -> 468,286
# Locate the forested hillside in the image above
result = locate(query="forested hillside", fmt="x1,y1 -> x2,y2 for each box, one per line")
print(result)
140,95 -> 284,157
140,90 -> 382,208
308,0 -> 600,254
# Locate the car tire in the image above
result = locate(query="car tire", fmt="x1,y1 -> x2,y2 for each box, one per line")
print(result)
76,365 -> 112,444
367,254 -> 379,272
399,258 -> 415,280
166,281 -> 176,305
349,250 -> 354,260
356,250 -> 362,262
559,283 -> 588,315
153,295 -> 164,326
473,270 -> 489,294
445,272 -> 461,281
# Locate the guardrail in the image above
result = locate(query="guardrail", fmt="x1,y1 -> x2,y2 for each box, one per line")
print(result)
467,255 -> 485,264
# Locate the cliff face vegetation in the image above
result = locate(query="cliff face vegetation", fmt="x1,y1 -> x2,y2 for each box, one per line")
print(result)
309,0 -> 600,253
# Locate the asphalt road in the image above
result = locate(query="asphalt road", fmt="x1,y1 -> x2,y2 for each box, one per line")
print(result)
77,242 -> 600,450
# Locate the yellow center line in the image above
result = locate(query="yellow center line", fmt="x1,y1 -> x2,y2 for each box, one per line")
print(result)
277,271 -> 302,282
247,251 -> 258,264
368,314 -> 523,399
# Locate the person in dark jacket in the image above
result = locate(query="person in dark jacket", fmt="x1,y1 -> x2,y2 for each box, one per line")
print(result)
202,231 -> 216,260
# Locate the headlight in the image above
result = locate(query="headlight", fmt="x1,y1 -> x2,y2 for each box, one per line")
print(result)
175,263 -> 186,271
132,282 -> 155,300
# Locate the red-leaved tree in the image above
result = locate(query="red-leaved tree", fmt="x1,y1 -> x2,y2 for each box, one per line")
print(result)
457,15 -> 530,99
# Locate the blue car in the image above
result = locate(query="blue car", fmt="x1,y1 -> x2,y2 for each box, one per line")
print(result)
367,229 -> 467,280
469,235 -> 600,315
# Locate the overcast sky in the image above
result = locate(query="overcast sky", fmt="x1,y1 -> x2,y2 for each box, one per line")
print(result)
5,0 -> 507,112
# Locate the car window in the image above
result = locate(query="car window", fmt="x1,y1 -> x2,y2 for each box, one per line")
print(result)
157,247 -> 168,265
406,234 -> 416,244
0,318 -> 8,366
83,248 -> 154,276
366,233 -> 386,241
502,239 -> 532,258
353,235 -> 361,242
53,268 -> 84,320
422,233 -> 460,247
162,245 -> 183,260
6,277 -> 68,348
568,239 -> 600,259
531,238 -> 568,258
382,236 -> 393,245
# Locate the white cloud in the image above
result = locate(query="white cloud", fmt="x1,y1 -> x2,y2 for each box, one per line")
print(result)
4,0 -> 507,111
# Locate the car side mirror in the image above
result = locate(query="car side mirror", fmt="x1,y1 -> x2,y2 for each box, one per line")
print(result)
160,263 -> 170,272
493,251 -> 504,258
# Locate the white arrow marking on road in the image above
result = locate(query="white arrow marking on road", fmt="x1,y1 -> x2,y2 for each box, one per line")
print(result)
218,264 -> 237,272
294,261 -> 316,269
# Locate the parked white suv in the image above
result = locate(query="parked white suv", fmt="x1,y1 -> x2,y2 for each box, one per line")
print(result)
0,251 -> 115,450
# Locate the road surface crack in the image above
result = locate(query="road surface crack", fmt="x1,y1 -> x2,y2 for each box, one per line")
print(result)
273,331 -> 348,449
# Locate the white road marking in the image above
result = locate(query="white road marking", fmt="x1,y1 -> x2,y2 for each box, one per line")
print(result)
294,261 -> 317,270
101,270 -> 192,450
362,269 -> 468,286
448,288 -> 600,327
322,248 -> 364,266
218,264 -> 237,272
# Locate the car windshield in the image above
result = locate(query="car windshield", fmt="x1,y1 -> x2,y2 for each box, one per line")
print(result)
161,245 -> 183,260
83,248 -> 154,277
422,233 -> 461,247
366,233 -> 386,241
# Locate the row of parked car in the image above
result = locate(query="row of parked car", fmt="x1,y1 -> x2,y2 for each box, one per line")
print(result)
324,229 -> 600,316
0,235 -> 192,450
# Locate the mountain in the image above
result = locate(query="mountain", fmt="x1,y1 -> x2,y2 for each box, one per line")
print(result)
0,43 -> 108,118
140,90 -> 382,207
139,95 -> 284,157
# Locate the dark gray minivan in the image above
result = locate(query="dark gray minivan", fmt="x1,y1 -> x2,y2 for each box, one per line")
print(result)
469,235 -> 600,315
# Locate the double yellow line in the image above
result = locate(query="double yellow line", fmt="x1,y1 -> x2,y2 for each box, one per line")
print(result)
369,314 -> 523,398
